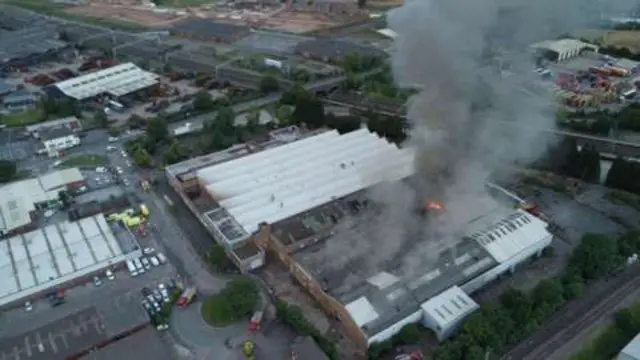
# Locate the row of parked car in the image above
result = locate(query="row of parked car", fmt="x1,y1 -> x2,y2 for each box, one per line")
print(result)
141,279 -> 181,331
126,248 -> 167,277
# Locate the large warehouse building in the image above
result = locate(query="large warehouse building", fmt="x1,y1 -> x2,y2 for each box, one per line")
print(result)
0,168 -> 86,237
44,62 -> 159,101
166,128 -> 553,350
0,214 -> 139,308
529,38 -> 599,62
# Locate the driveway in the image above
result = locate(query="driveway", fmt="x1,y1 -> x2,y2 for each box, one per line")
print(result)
170,302 -> 295,360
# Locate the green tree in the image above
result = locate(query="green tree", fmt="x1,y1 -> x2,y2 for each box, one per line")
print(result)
325,114 -> 361,134
275,105 -> 294,125
569,234 -> 622,281
201,277 -> 258,326
132,148 -> 152,167
94,110 -> 109,128
393,324 -> 421,345
58,190 -> 71,209
204,243 -> 236,272
193,90 -> 215,111
245,110 -> 260,133
292,96 -> 324,128
606,157 -> 640,194
280,85 -> 310,105
213,106 -> 236,135
163,141 -> 188,165
146,117 -> 169,144
531,279 -> 565,319
0,160 -> 17,183
259,75 -> 280,94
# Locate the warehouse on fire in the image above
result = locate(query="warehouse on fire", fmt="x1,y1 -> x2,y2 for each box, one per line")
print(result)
166,127 -> 553,351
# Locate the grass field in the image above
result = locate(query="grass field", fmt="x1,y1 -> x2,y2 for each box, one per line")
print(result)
6,0 -> 148,31
577,29 -> 640,53
0,109 -> 45,127
60,154 -> 108,168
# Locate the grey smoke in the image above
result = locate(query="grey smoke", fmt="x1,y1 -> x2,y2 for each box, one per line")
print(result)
314,0 -> 636,280
378,0 -> 636,276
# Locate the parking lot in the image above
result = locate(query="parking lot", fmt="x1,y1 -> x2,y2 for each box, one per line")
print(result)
0,307 -> 107,360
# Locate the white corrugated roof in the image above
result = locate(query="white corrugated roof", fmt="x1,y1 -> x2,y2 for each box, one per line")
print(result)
346,296 -> 380,327
0,178 -> 52,232
0,215 -> 127,307
421,286 -> 479,330
529,39 -> 597,56
38,167 -> 84,191
620,333 -> 640,360
472,210 -> 551,263
199,129 -> 415,233
53,63 -> 159,100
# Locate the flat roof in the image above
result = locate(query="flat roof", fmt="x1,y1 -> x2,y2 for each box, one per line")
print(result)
0,214 -> 127,307
38,168 -> 84,191
0,169 -> 85,232
25,116 -> 81,132
0,178 -> 54,233
284,187 -> 548,336
197,129 -> 415,242
0,307 -> 108,360
52,63 -> 159,100
420,285 -> 479,331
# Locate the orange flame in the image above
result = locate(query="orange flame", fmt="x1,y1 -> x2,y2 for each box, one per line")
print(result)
426,201 -> 445,211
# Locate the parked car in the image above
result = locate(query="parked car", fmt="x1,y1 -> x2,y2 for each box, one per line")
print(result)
93,276 -> 102,287
24,301 -> 33,312
156,252 -> 167,264
105,269 -> 115,280
149,256 -> 160,267
142,247 -> 154,255
141,257 -> 151,270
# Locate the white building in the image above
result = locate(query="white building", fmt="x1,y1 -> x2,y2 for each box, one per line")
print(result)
169,128 -> 553,345
529,38 -> 599,62
0,214 -> 139,307
0,168 -> 85,235
39,127 -> 80,157
48,62 -> 159,101
620,333 -> 640,360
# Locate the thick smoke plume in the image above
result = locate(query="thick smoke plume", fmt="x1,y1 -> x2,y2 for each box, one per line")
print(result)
315,0 -> 636,280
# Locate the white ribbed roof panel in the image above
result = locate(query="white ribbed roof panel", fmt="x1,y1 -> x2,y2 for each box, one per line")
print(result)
235,147 -> 414,232
249,156 -> 414,232
223,143 -> 397,218
53,63 -> 159,100
198,130 -> 341,184
219,141 -> 397,214
211,131 -> 385,201
475,211 -> 552,263
201,129 -> 416,233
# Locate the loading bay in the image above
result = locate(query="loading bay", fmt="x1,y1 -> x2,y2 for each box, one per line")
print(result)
0,307 -> 107,360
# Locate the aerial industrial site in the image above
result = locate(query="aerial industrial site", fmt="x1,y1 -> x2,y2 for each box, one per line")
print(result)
1,0 -> 640,359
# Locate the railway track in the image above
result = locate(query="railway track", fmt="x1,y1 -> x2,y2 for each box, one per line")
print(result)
502,266 -> 640,360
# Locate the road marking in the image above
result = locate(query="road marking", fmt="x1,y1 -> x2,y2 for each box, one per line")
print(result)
47,333 -> 58,353
34,332 -> 44,353
23,336 -> 31,357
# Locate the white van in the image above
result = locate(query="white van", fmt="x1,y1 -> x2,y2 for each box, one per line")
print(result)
156,252 -> 167,264
133,258 -> 145,274
126,260 -> 138,277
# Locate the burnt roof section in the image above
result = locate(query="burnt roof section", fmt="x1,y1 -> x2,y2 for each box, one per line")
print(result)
273,185 -> 511,337
172,18 -> 250,42
294,39 -> 386,61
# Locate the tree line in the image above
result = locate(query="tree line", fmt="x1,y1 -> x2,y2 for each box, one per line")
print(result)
369,232 -> 640,360
532,136 -> 640,196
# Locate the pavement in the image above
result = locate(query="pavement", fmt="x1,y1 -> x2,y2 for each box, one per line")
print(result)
0,307 -> 107,360
169,301 -> 295,360
79,327 -> 175,360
